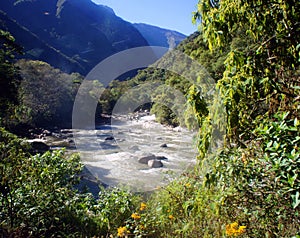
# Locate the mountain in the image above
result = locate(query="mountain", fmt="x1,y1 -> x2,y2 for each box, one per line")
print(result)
0,10 -> 84,73
0,0 -> 150,75
133,23 -> 186,49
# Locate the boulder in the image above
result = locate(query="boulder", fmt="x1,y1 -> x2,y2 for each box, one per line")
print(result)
160,143 -> 168,148
138,155 -> 168,164
105,136 -> 114,141
29,140 -> 50,154
138,154 -> 156,164
148,159 -> 163,168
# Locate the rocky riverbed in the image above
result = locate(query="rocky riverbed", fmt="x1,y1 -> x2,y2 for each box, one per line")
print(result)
28,114 -> 197,192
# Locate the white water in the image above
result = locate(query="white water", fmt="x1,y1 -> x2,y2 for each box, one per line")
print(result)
72,115 -> 197,191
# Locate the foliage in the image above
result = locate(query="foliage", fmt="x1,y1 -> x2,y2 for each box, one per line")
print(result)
1,0 -> 300,237
134,177 -> 225,238
1,128 -> 71,235
16,59 -> 82,128
0,30 -> 22,128
95,187 -> 140,235
203,112 -> 300,237
104,0 -> 300,237
255,112 -> 300,208
0,128 -> 88,236
194,0 -> 300,144
99,31 -> 229,128
166,0 -> 300,237
0,127 -> 143,237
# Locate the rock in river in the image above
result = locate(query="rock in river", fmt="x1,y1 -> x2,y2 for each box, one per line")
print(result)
138,154 -> 156,164
138,154 -> 168,165
29,140 -> 50,154
148,159 -> 163,168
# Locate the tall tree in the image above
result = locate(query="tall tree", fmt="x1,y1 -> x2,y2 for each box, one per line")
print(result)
0,30 -> 22,126
193,0 -> 300,144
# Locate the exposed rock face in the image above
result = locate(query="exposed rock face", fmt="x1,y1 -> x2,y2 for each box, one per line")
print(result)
148,159 -> 163,168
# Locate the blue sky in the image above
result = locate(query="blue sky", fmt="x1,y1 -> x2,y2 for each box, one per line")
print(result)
91,0 -> 199,36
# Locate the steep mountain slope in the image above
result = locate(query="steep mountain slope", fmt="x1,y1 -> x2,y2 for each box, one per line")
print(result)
0,10 -> 84,73
133,23 -> 186,49
0,0 -> 150,75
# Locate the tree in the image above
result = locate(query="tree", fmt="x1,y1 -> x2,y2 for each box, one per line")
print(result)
16,60 -> 81,128
193,0 -> 300,143
0,30 -> 22,126
187,1 -> 300,236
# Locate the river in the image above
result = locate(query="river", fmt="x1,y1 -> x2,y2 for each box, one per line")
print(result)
70,114 -> 197,191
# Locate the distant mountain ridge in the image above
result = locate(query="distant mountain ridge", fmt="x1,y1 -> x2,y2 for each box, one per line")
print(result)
0,0 -> 148,75
0,0 -> 187,76
133,23 -> 186,49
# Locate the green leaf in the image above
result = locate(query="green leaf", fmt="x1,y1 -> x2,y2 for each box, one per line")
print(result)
292,191 -> 300,209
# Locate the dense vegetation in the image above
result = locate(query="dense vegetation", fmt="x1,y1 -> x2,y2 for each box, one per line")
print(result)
98,31 -> 228,128
1,0 -> 300,237
0,30 -> 22,128
0,128 -> 140,237
16,59 -> 82,128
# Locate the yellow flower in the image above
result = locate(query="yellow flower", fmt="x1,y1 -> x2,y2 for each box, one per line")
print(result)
117,226 -> 128,237
131,213 -> 141,220
185,183 -> 192,188
231,222 -> 239,230
140,202 -> 147,211
226,222 -> 246,236
238,226 -> 246,234
168,214 -> 175,219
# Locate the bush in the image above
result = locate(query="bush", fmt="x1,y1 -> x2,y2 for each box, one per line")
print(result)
113,111 -> 299,237
204,112 -> 300,237
0,128 -> 144,237
138,177 -> 224,238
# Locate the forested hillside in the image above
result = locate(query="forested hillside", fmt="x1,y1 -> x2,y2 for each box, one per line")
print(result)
0,0 -> 299,237
98,31 -> 228,127
0,0 -> 149,75
0,0 -> 186,76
